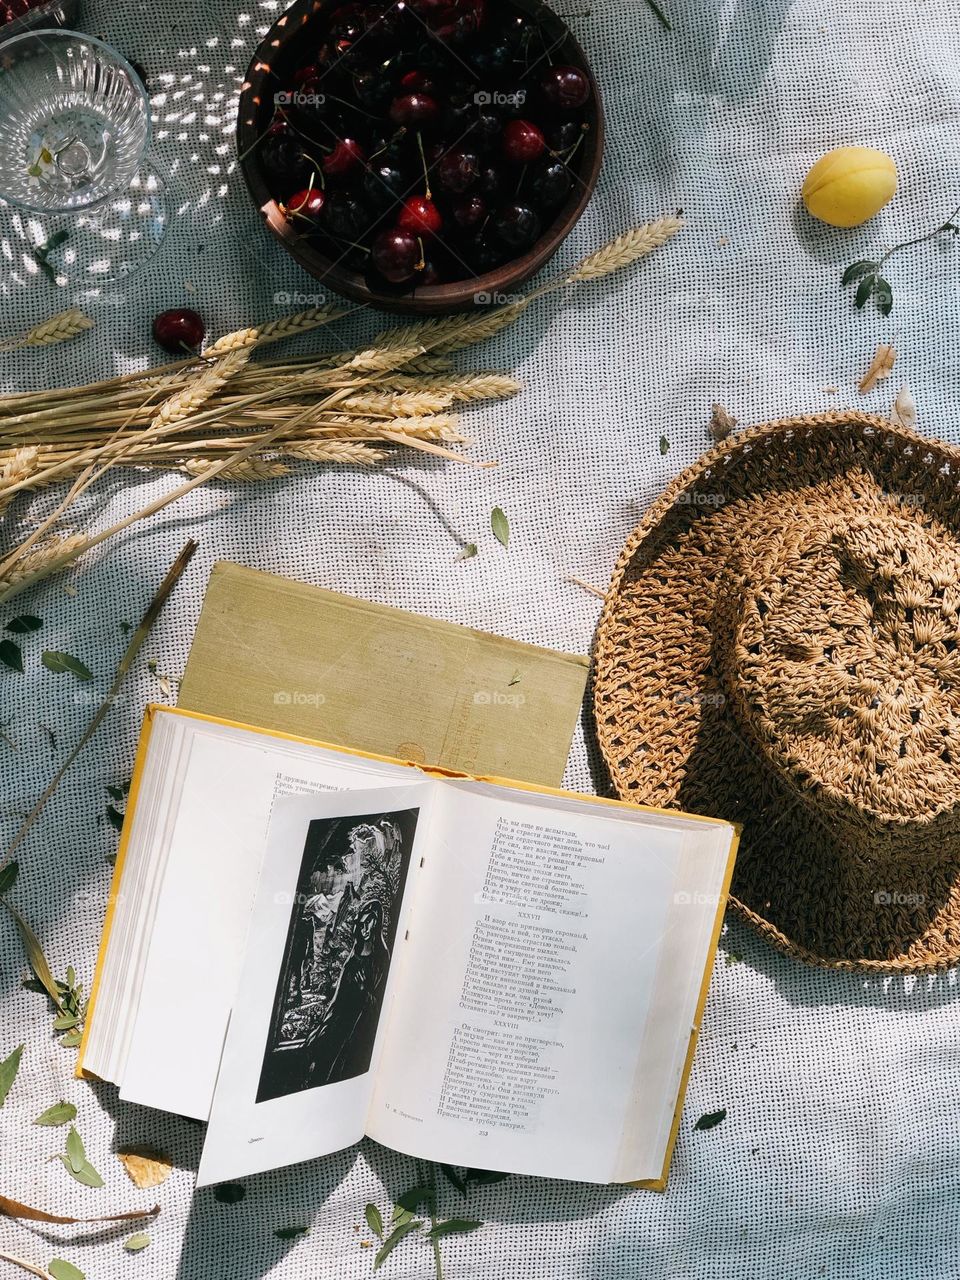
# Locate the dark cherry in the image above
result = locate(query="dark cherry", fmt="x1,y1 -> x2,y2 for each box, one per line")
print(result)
371,226 -> 422,282
322,137 -> 366,178
291,62 -> 318,87
325,190 -> 369,241
478,161 -> 503,199
328,3 -> 365,45
152,307 -> 205,353
362,162 -> 408,211
450,192 -> 486,232
260,125 -> 306,179
399,68 -> 436,94
389,92 -> 440,127
435,147 -> 480,194
502,119 -> 545,164
529,157 -> 572,209
417,257 -> 444,285
284,186 -> 326,224
493,202 -> 540,249
471,109 -> 502,153
435,0 -> 485,43
353,69 -> 394,112
444,91 -> 476,134
469,40 -> 513,79
496,84 -> 528,119
397,194 -> 443,236
540,64 -> 590,111
466,231 -> 504,272
547,119 -> 586,152
369,129 -> 410,165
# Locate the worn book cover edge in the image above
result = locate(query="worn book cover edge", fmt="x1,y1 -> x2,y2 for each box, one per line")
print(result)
78,703 -> 741,1192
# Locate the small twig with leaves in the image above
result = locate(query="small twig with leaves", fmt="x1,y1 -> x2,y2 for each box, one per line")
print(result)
841,199 -> 960,315
364,1164 -> 504,1277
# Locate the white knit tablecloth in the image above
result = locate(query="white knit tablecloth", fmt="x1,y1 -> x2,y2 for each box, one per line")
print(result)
2,1 -> 960,1277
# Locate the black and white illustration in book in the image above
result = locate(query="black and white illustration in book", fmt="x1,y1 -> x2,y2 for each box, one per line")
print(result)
257,807 -> 419,1102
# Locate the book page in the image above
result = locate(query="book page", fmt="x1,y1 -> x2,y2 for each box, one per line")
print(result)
366,784 -> 697,1183
197,784 -> 434,1186
117,711 -> 420,1119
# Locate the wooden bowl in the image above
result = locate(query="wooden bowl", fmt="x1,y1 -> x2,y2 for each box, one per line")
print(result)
237,0 -> 604,315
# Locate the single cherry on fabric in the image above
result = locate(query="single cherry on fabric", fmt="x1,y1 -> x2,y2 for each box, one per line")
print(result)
152,308 -> 205,353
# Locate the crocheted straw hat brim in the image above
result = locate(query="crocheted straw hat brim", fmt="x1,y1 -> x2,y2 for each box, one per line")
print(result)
593,411 -> 960,973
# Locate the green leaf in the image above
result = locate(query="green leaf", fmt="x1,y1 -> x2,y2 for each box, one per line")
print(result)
391,1207 -> 414,1227
491,506 -> 509,548
57,1153 -> 104,1187
459,543 -> 478,560
425,1218 -> 483,1240
439,1164 -> 467,1196
0,1044 -> 24,1106
659,434 -> 670,455
693,1107 -> 727,1131
65,1126 -> 86,1172
364,1203 -> 383,1239
0,639 -> 23,673
45,229 -> 69,251
373,1219 -> 422,1270
7,903 -> 64,1012
106,805 -> 125,832
0,861 -> 18,895
854,275 -> 877,309
49,1261 -> 85,1280
841,259 -> 877,285
6,615 -> 42,634
395,1184 -> 431,1213
275,1225 -> 308,1240
60,1028 -> 82,1048
41,651 -> 93,680
106,784 -> 126,803
53,1013 -> 79,1030
35,1100 -> 77,1127
875,277 -> 893,316
124,1233 -> 151,1252
213,1182 -> 245,1204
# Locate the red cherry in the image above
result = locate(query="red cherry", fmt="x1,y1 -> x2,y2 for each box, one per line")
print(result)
291,63 -> 317,87
371,227 -> 422,283
502,119 -> 546,165
152,308 -> 205,353
322,137 -> 366,178
400,69 -> 436,94
284,186 -> 326,222
397,195 -> 443,237
389,92 -> 440,127
540,64 -> 591,111
435,147 -> 480,194
450,193 -> 486,232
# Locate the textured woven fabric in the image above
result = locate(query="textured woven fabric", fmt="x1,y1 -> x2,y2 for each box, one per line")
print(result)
2,0 -> 960,1277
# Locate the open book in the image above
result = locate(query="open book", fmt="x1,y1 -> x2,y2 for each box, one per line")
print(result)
79,706 -> 739,1189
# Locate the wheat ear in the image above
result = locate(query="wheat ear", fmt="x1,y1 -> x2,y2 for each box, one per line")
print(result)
0,308 -> 94,353
565,216 -> 684,282
0,534 -> 88,592
182,456 -> 292,481
0,447 -> 40,515
150,347 -> 251,428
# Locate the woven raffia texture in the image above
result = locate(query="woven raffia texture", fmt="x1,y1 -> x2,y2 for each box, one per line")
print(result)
594,413 -> 960,972
2,1 -> 960,1278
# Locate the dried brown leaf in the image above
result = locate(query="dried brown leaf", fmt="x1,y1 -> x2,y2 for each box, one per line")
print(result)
117,1148 -> 173,1189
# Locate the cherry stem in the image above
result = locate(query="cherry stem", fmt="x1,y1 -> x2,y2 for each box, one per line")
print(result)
416,130 -> 432,201
415,235 -> 426,271
877,199 -> 960,269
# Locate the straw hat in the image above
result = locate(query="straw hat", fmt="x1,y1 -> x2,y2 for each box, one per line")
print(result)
594,411 -> 960,973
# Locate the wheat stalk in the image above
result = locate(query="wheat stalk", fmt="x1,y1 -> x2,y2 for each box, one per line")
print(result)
0,308 -> 94,354
565,216 -> 684,282
0,534 -> 88,592
282,441 -> 389,465
182,456 -> 292,481
151,347 -> 251,428
0,447 -> 40,515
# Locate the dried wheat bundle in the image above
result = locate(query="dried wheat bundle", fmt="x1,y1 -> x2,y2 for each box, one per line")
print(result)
0,218 -> 682,604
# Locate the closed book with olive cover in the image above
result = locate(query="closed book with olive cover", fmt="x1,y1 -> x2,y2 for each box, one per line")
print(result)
177,562 -> 589,786
78,706 -> 739,1191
